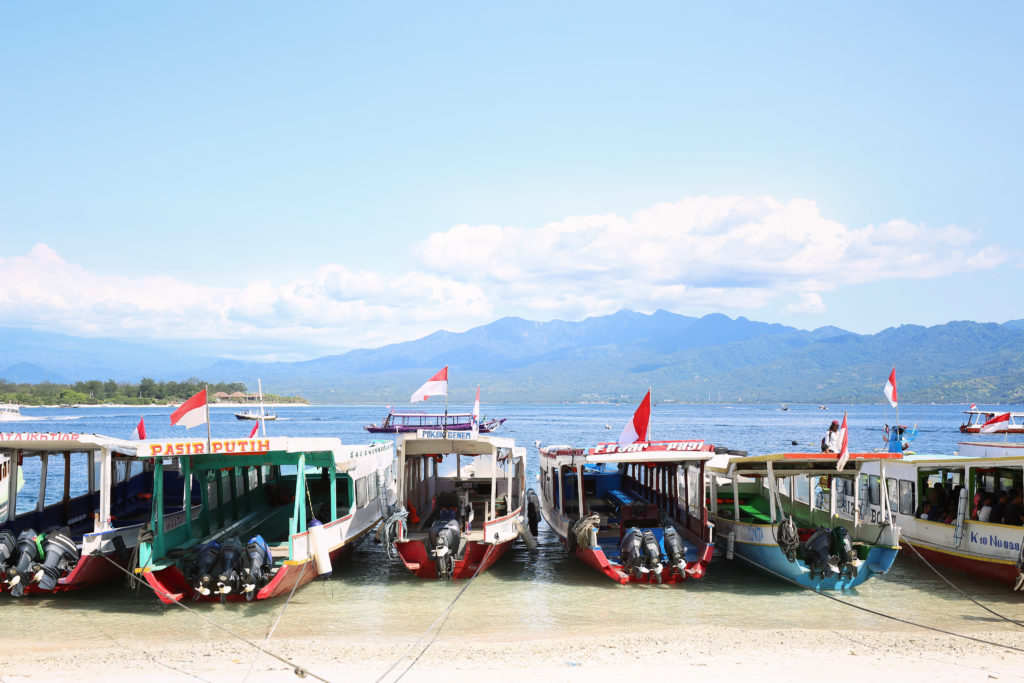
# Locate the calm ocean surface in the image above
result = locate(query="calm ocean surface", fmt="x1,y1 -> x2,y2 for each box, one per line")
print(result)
3,402 -> 1024,644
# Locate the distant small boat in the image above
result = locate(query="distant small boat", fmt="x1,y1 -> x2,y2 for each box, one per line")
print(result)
235,409 -> 276,421
364,409 -> 505,434
818,405 -> 827,410
959,409 -> 1024,434
780,403 -> 789,411
0,403 -> 22,422
604,424 -> 612,429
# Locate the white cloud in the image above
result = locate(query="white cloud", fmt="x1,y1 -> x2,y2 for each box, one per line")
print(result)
0,196 -> 1006,358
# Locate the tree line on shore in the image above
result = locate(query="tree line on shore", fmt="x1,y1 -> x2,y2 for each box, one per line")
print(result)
0,378 -> 306,406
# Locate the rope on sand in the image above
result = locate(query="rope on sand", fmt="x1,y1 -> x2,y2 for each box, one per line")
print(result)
375,545 -> 496,683
95,551 -> 330,682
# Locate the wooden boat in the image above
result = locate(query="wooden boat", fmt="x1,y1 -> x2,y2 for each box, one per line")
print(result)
708,451 -> 903,590
0,432 -> 183,597
537,440 -> 728,585
0,403 -> 22,421
364,409 -> 505,434
959,410 -> 1024,434
385,430 -> 527,579
234,409 -> 277,421
856,441 -> 1024,590
135,436 -> 396,603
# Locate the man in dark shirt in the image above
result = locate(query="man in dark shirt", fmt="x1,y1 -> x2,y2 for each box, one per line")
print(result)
989,491 -> 1009,525
1003,490 -> 1023,526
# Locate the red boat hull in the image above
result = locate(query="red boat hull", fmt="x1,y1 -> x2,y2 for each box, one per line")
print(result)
394,538 -> 511,579
1,552 -> 124,596
570,538 -> 714,585
906,540 -> 1020,586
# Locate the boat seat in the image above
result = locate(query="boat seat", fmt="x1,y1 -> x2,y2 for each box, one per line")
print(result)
607,490 -> 634,507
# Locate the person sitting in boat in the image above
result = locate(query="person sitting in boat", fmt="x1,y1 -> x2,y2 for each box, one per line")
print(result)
990,491 -> 1009,525
977,494 -> 995,522
919,488 -> 943,520
1003,490 -> 1023,526
821,421 -> 840,453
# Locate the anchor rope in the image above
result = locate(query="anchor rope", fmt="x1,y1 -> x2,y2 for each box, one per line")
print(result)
375,544 -> 496,683
901,538 -> 1024,628
94,551 -> 331,682
734,549 -> 1024,655
82,607 -> 213,683
243,560 -> 314,682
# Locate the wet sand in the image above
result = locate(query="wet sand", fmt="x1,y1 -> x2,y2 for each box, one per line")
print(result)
1,626 -> 1023,682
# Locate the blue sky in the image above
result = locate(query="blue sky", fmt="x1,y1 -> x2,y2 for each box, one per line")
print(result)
2,3 -> 1021,360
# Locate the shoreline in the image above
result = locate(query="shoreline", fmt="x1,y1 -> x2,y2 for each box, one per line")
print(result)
1,626 -> 1021,682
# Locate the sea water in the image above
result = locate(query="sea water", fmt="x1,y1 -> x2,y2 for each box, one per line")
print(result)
2,402 -> 1023,644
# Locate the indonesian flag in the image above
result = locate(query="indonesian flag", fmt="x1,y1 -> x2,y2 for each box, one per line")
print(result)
883,367 -> 897,408
471,385 -> 480,436
969,403 -> 977,410
980,412 -> 1011,434
618,390 -> 651,445
249,420 -> 259,438
410,366 -> 448,402
130,416 -> 146,440
170,389 -> 208,429
836,411 -> 850,471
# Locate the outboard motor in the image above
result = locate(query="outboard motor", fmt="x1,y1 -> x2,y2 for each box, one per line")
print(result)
0,529 -> 16,578
215,537 -> 245,601
189,540 -> 221,598
31,527 -> 79,591
640,530 -> 664,582
428,519 -> 461,579
242,535 -> 272,601
663,526 -> 688,575
619,528 -> 648,576
7,529 -> 42,597
802,527 -> 836,579
833,527 -> 856,577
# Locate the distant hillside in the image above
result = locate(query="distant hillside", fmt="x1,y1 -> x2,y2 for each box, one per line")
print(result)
2,312 -> 1022,403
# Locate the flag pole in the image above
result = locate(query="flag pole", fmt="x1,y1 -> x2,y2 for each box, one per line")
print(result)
648,386 -> 652,442
205,384 -> 212,455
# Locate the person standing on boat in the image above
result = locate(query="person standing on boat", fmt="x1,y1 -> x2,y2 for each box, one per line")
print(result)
821,420 -> 841,453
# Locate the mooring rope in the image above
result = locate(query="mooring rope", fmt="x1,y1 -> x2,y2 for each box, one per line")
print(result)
375,544 -> 496,683
94,551 -> 331,682
901,538 -> 1024,628
734,550 -> 1024,654
243,560 -> 315,682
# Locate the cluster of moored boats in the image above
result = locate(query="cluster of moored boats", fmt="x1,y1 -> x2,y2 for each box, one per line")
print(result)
1,412 -> 1023,602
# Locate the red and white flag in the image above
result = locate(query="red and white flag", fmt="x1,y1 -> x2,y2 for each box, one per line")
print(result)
249,420 -> 259,438
471,385 -> 480,436
170,389 -> 208,429
883,367 -> 897,408
130,416 -> 146,440
969,403 -> 977,410
410,366 -> 448,402
836,411 -> 850,470
980,412 -> 1011,434
618,390 -> 652,445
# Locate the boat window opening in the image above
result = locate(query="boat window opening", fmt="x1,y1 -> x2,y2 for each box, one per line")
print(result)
898,480 -> 915,515
687,464 -> 701,519
886,477 -> 899,514
793,474 -> 810,504
971,466 -> 1023,504
867,475 -> 880,505
44,453 -> 66,506
355,474 -> 369,509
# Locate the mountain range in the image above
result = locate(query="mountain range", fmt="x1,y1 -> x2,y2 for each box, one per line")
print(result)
2,311 -> 1023,403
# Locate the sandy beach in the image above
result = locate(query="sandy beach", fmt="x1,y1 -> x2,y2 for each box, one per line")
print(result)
1,626 -> 1023,682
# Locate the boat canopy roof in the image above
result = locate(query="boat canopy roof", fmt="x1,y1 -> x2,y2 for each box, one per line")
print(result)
897,441 -> 1024,465
399,433 -> 521,459
542,440 -> 716,465
0,431 -> 138,456
708,451 -> 902,476
135,436 -> 391,471
963,410 -> 1024,416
